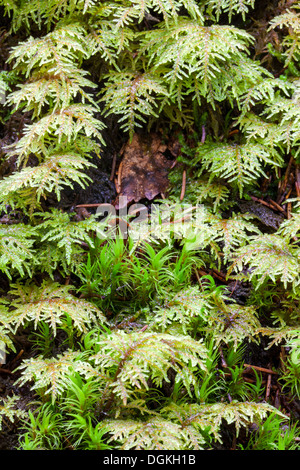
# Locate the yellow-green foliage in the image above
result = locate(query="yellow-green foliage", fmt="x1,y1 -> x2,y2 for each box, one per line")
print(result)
0,0 -> 300,451
0,395 -> 27,431
3,280 -> 106,335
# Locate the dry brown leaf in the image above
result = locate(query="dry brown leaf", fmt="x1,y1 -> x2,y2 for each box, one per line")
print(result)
115,133 -> 175,209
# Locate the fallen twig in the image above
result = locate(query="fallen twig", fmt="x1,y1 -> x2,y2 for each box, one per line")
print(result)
9,349 -> 24,367
76,203 -> 111,208
265,373 -> 272,401
180,169 -> 186,201
110,152 -> 117,181
277,155 -> 294,204
295,166 -> 300,197
116,160 -> 123,193
0,368 -> 12,374
201,125 -> 206,144
287,201 -> 292,219
269,199 -> 286,213
250,195 -> 275,210
218,346 -> 228,368
243,363 -> 278,375
250,195 -> 287,216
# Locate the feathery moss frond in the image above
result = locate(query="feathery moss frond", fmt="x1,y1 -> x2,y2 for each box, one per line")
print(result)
36,208 -> 102,265
0,323 -> 16,355
206,298 -> 261,349
269,9 -> 300,66
0,20 -> 105,210
195,141 -> 283,196
0,395 -> 27,431
8,24 -> 90,75
228,234 -> 300,289
206,0 -> 255,22
256,325 -> 300,350
262,96 -> 300,155
7,69 -> 97,118
239,80 -> 300,155
277,208 -> 300,240
91,330 -> 208,405
163,400 -> 287,439
87,21 -> 135,66
185,177 -> 231,211
237,77 -> 294,117
112,0 -> 204,29
141,19 -> 254,105
15,350 -> 93,400
101,71 -> 167,140
147,285 -> 213,333
206,212 -> 261,262
103,415 -> 206,450
0,153 -> 94,204
0,224 -> 37,279
6,280 -> 106,335
238,112 -> 284,148
103,399 -> 286,449
7,104 -> 105,167
0,0 -> 98,31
